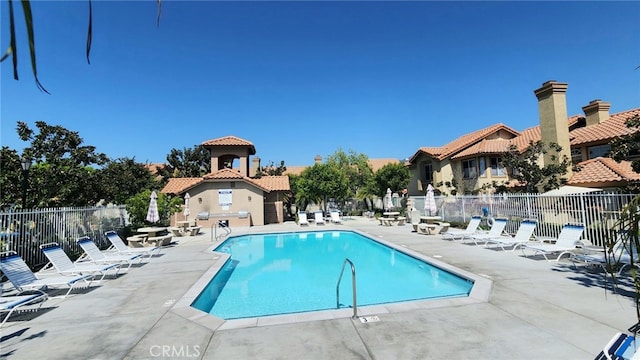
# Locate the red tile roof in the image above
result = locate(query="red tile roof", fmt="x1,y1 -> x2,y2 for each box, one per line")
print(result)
570,109 -> 640,146
569,158 -> 640,185
161,177 -> 203,194
452,138 -> 512,159
161,168 -> 290,194
282,158 -> 400,175
253,176 -> 290,191
201,135 -> 256,154
409,123 -> 519,163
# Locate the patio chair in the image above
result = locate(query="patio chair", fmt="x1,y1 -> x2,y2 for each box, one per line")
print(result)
483,219 -> 538,251
330,211 -> 342,224
298,211 -> 309,226
0,251 -> 93,298
76,237 -> 143,271
39,243 -> 121,281
467,218 -> 508,245
314,211 -> 325,225
105,231 -> 161,258
521,223 -> 584,261
570,232 -> 639,275
441,216 -> 482,241
596,332 -> 637,360
1,287 -> 48,328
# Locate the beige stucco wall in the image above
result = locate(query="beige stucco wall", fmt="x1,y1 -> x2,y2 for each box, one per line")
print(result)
174,181 -> 265,227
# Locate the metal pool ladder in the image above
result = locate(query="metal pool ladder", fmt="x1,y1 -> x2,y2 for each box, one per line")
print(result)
336,258 -> 358,319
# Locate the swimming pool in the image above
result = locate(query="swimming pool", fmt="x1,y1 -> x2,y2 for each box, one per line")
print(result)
191,230 -> 474,320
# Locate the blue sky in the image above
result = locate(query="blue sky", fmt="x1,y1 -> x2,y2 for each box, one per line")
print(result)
2,1 -> 639,167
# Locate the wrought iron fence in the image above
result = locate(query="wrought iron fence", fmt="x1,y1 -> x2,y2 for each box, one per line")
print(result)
410,193 -> 638,247
0,205 -> 128,270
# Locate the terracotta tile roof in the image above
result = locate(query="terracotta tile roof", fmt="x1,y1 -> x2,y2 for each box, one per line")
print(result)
144,162 -> 165,175
161,177 -> 203,194
282,165 -> 307,176
283,158 -> 400,176
510,126 -> 541,152
452,138 -> 512,159
201,135 -> 256,154
570,109 -> 640,146
253,176 -> 291,191
161,168 -> 285,194
368,158 -> 402,172
569,157 -> 640,185
449,114 -> 595,159
409,123 -> 519,163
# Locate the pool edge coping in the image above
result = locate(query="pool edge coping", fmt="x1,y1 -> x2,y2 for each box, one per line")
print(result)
170,229 -> 493,331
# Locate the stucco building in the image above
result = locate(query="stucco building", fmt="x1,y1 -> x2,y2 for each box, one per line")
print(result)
407,80 -> 640,195
161,136 -> 290,228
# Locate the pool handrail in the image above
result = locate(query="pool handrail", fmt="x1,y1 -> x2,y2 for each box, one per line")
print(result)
336,258 -> 358,319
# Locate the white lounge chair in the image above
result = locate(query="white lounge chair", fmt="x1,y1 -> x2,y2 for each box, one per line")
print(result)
298,211 -> 309,226
314,211 -> 325,225
441,216 -> 482,241
521,223 -> 584,261
570,232 -> 638,275
76,237 -> 143,271
330,211 -> 342,224
1,288 -> 48,328
39,243 -> 121,281
483,219 -> 538,251
0,251 -> 93,298
105,231 -> 160,258
468,218 -> 508,245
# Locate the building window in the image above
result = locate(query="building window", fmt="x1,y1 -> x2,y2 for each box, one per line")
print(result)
588,144 -> 611,159
423,164 -> 433,183
478,157 -> 486,177
490,157 -> 505,176
571,148 -> 582,163
462,159 -> 477,179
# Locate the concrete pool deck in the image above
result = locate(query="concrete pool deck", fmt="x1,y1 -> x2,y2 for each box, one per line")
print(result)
1,216 -> 636,359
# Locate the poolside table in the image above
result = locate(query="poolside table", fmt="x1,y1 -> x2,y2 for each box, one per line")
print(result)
137,227 -> 167,238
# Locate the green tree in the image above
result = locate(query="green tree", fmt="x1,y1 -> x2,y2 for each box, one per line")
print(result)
255,160 -> 287,178
325,149 -> 375,208
0,147 -> 24,208
295,163 -> 349,214
125,189 -> 181,228
500,141 -> 571,193
15,121 -> 109,207
605,112 -> 640,324
374,162 -> 411,197
98,158 -> 160,204
157,146 -> 210,181
610,114 -> 640,176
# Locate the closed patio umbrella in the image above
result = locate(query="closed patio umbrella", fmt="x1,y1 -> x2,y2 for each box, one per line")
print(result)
424,184 -> 437,216
384,188 -> 394,211
146,191 -> 160,223
183,192 -> 191,220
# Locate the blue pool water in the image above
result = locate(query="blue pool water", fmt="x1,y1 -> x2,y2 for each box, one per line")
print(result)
191,231 -> 473,319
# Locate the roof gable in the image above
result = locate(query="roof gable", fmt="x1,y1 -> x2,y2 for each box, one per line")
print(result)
409,123 -> 519,163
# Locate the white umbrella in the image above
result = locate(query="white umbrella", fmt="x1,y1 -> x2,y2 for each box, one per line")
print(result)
424,184 -> 437,216
146,191 -> 160,223
183,192 -> 191,220
384,188 -> 394,211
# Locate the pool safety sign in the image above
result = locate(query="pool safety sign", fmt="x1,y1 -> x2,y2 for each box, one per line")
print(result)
219,189 -> 232,210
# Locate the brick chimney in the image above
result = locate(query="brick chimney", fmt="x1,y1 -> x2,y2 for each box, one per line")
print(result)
250,156 -> 260,177
314,155 -> 322,164
582,99 -> 611,126
534,80 -> 572,177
